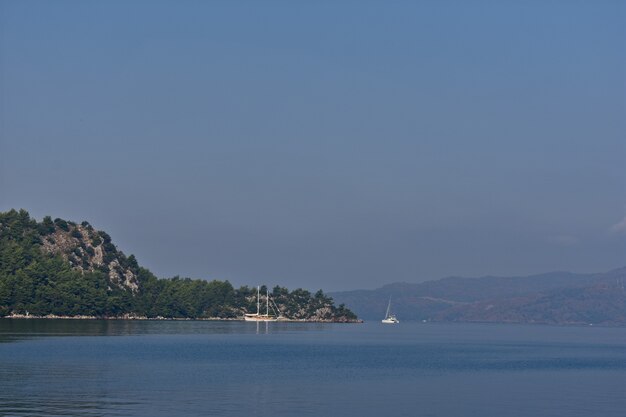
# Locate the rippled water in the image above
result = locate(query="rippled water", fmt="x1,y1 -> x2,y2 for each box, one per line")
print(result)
1,320 -> 624,417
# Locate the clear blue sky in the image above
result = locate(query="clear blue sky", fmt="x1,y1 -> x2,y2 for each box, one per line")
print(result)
1,0 -> 624,291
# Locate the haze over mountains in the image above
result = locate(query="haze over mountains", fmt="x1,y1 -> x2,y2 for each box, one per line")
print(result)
331,268 -> 626,325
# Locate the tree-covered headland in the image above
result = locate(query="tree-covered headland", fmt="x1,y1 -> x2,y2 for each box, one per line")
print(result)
0,209 -> 358,321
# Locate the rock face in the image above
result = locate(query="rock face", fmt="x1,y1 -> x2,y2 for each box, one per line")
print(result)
241,287 -> 359,322
40,218 -> 139,292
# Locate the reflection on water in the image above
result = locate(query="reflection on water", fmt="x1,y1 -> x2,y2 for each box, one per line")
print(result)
0,396 -> 137,417
1,358 -> 136,416
1,320 -> 625,417
0,318 -> 328,341
256,320 -> 270,334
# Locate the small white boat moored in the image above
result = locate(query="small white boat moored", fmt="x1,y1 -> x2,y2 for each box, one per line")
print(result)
382,297 -> 399,324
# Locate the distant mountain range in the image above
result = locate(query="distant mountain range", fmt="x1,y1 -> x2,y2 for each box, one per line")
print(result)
330,268 -> 626,325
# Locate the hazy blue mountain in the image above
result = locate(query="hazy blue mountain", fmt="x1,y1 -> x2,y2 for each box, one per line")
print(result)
330,269 -> 626,325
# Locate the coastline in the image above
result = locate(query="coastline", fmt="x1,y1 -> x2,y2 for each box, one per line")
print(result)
1,313 -> 363,323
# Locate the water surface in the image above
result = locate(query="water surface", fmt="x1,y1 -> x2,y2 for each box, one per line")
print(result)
1,320 -> 624,417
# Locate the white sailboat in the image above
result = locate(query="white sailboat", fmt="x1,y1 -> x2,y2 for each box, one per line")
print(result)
381,297 -> 399,324
244,286 -> 279,322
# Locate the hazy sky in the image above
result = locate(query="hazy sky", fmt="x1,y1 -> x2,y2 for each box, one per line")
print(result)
1,0 -> 624,291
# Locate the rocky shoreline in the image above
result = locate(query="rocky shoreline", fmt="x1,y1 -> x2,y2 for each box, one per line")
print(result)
2,313 -> 363,323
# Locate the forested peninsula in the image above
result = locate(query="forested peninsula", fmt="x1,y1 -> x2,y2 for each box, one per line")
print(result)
0,209 -> 358,322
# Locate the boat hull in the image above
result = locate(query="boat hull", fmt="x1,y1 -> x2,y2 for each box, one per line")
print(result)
244,314 -> 278,322
381,317 -> 399,324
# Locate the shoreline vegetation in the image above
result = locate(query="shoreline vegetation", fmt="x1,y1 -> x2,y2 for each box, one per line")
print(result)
2,313 -> 362,322
0,209 -> 360,323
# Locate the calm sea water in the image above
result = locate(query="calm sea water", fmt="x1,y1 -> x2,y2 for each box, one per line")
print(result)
0,320 -> 624,417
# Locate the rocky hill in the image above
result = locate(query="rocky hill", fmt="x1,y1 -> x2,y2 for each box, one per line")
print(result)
39,217 -> 139,292
331,269 -> 626,326
0,209 -> 358,322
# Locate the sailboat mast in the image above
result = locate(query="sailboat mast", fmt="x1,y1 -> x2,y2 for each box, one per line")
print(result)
257,286 -> 260,315
385,297 -> 391,318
